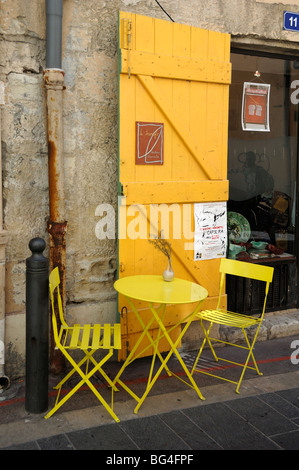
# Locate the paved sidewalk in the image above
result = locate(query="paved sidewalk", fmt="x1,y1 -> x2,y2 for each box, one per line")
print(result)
1,335 -> 299,451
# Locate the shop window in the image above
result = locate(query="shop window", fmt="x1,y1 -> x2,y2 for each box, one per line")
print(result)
228,52 -> 299,312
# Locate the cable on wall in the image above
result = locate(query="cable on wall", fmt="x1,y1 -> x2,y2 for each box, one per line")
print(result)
154,0 -> 175,22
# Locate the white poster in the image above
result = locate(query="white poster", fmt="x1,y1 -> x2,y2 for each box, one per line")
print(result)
194,202 -> 227,261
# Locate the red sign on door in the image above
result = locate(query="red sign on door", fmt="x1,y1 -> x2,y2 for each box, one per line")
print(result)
135,122 -> 164,165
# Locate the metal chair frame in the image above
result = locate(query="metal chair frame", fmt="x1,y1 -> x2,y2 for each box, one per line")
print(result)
191,258 -> 274,393
45,267 -> 121,422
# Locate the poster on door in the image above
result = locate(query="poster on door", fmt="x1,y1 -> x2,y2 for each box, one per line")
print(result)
194,202 -> 227,261
241,82 -> 270,132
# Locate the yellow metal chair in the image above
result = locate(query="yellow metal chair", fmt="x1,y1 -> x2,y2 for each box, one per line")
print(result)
191,258 -> 274,393
45,267 -> 121,422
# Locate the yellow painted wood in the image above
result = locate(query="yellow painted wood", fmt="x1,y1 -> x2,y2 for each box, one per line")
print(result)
137,74 -> 218,180
119,202 -> 222,295
122,181 -> 229,205
118,11 -> 231,360
120,49 -> 231,84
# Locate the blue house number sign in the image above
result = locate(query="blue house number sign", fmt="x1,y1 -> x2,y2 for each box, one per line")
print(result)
283,11 -> 299,32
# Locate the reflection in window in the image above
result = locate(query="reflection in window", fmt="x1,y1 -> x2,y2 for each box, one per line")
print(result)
228,53 -> 298,260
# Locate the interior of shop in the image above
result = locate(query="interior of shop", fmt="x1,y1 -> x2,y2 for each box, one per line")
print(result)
227,52 -> 299,312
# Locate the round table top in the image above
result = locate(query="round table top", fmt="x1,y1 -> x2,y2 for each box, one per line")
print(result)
114,275 -> 208,305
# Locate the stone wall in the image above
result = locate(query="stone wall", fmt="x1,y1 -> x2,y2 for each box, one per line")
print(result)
1,0 -> 299,377
1,0 -> 48,377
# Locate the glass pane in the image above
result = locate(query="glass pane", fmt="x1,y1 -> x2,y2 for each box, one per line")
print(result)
228,53 -> 299,259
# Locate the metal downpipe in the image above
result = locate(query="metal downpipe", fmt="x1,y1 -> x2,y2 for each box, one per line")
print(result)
44,0 -> 67,374
46,0 -> 63,69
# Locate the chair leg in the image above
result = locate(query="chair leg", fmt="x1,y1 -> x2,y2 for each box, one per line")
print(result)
53,353 -> 90,390
45,374 -> 89,419
192,321 -> 264,394
191,320 -> 218,375
54,349 -> 118,393
236,348 -> 253,394
235,326 -> 262,394
83,351 -> 119,392
243,326 -> 263,376
45,349 -> 120,422
191,326 -> 206,375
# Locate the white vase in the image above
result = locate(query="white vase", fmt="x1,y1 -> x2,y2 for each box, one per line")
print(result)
163,259 -> 174,282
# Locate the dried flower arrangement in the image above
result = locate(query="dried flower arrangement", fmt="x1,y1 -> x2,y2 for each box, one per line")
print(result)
148,230 -> 172,259
148,230 -> 174,281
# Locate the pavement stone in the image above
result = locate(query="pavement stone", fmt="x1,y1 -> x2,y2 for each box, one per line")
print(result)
0,334 -> 299,452
3,388 -> 299,451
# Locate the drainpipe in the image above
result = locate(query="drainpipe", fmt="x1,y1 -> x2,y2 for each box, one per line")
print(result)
0,82 -> 9,391
44,0 -> 66,374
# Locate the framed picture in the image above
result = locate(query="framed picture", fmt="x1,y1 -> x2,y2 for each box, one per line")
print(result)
135,122 -> 164,165
241,82 -> 270,132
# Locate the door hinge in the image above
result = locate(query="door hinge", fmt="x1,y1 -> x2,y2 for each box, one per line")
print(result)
122,18 -> 132,78
119,262 -> 125,273
127,20 -> 132,79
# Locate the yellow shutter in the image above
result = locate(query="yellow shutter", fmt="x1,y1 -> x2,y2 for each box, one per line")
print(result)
118,11 -> 231,360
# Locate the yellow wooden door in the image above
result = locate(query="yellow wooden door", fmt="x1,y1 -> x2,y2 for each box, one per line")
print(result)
117,11 -> 231,360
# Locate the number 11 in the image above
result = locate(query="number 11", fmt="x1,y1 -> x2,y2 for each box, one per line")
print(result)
289,16 -> 298,27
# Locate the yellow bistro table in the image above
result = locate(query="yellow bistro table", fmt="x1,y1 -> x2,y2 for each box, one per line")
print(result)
112,275 -> 208,414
